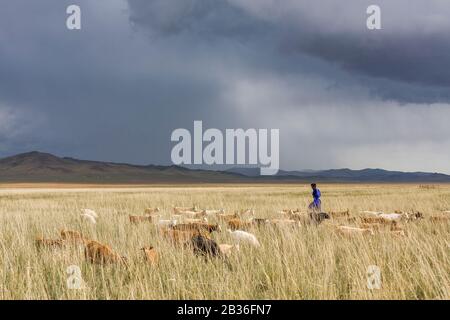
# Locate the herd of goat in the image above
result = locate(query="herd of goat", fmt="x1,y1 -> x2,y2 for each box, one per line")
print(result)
34,206 -> 450,268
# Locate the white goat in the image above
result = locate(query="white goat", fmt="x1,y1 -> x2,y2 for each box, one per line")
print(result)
227,230 -> 260,247
82,209 -> 98,219
80,213 -> 97,225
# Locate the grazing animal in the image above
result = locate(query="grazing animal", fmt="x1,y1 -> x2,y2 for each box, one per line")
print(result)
202,209 -> 225,216
329,210 -> 350,218
240,208 -> 255,216
391,230 -> 406,236
217,213 -> 239,222
362,211 -> 423,223
129,214 -> 153,224
285,211 -> 308,222
268,219 -> 298,227
190,234 -> 222,258
174,210 -> 205,218
378,213 -> 403,222
360,223 -> 383,231
184,217 -> 208,224
173,206 -> 198,214
361,217 -> 387,224
278,209 -> 300,215
144,207 -> 160,214
309,212 -> 330,224
60,230 -> 87,245
252,218 -> 268,226
172,222 -> 221,233
336,226 -> 374,236
156,219 -> 178,227
141,246 -> 159,266
227,230 -> 260,247
80,212 -> 97,225
82,209 -> 98,219
362,211 -> 384,216
405,211 -> 424,220
161,229 -> 203,245
84,241 -> 128,265
190,235 -> 233,270
363,210 -> 423,222
430,216 -> 450,223
35,237 -> 65,249
227,218 -> 254,231
218,244 -> 240,257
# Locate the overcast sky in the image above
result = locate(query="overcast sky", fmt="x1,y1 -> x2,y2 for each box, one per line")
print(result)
1,0 -> 450,173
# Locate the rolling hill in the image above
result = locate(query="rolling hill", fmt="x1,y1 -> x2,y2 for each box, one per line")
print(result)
1,151 -> 450,183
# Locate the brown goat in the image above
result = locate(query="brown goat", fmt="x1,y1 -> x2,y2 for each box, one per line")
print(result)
84,240 -> 128,266
35,237 -> 65,249
172,222 -> 221,233
227,218 -> 254,231
60,230 -> 87,245
141,246 -> 159,266
129,214 -> 154,224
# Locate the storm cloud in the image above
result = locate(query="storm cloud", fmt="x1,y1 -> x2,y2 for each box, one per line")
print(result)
0,0 -> 450,173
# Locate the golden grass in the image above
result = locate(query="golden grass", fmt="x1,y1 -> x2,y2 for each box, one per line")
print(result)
0,184 -> 448,300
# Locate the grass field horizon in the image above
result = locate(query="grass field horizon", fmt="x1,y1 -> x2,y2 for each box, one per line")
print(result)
0,184 -> 449,300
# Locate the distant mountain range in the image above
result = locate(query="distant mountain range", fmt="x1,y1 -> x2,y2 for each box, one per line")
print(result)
0,151 -> 449,183
225,167 -> 450,182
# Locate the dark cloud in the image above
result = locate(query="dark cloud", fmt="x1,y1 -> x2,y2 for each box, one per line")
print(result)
0,0 -> 450,173
127,0 -> 450,103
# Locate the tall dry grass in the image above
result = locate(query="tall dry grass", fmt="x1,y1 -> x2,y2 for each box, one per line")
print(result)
0,184 -> 448,300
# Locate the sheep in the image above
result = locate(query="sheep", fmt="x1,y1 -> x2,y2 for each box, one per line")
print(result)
227,230 -> 260,247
